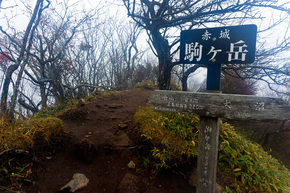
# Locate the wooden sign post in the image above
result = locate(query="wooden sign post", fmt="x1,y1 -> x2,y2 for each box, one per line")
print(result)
149,25 -> 289,193
149,90 -> 290,192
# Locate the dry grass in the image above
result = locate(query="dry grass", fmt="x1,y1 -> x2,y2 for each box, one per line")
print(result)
0,116 -> 64,190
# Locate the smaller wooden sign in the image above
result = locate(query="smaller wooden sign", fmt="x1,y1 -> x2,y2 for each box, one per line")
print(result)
149,90 -> 290,121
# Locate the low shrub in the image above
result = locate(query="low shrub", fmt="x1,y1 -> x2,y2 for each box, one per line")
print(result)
133,106 -> 290,192
135,81 -> 154,90
219,122 -> 290,192
0,117 -> 64,190
133,105 -> 199,171
170,79 -> 182,91
33,100 -> 77,118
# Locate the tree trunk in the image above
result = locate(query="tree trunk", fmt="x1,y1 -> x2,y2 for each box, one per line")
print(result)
8,63 -> 26,118
151,29 -> 173,90
40,84 -> 47,108
158,57 -> 173,90
182,65 -> 204,91
0,65 -> 18,115
182,74 -> 188,91
0,0 -> 45,117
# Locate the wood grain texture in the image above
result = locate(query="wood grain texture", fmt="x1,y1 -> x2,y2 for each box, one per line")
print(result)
149,90 -> 290,121
196,116 -> 220,193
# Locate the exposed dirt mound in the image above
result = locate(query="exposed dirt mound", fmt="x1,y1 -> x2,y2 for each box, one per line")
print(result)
24,89 -> 195,193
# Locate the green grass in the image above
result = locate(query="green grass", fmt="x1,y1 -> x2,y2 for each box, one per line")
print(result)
133,106 -> 290,192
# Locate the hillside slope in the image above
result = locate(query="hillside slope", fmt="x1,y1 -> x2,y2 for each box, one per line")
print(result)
25,89 -> 195,193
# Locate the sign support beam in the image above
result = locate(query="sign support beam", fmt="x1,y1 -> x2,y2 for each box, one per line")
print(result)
197,116 -> 220,193
196,62 -> 221,193
207,64 -> 222,91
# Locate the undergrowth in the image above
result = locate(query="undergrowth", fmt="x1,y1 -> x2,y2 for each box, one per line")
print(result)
133,105 -> 290,193
135,80 -> 154,90
33,99 -> 78,118
0,117 -> 64,191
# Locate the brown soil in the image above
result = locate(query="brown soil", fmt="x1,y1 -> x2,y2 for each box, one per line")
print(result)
25,89 -> 196,193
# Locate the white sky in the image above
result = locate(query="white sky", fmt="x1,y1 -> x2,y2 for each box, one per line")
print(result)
0,0 -> 289,95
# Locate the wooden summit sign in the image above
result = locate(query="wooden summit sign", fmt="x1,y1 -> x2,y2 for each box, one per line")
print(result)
148,25 -> 290,193
149,91 -> 290,121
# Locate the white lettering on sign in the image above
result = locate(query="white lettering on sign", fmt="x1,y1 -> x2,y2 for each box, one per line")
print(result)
183,97 -> 198,103
153,107 -> 177,112
200,178 -> 212,188
205,125 -> 213,133
184,42 -> 203,62
153,94 -> 205,111
207,46 -> 222,62
224,100 -> 232,109
201,125 -> 213,184
202,30 -> 212,41
184,39 -> 249,63
255,102 -> 265,111
219,29 -> 230,39
227,40 -> 248,62
234,112 -> 250,118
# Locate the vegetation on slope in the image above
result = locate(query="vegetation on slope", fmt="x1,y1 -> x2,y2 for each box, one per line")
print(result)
0,117 -> 64,191
133,106 -> 290,193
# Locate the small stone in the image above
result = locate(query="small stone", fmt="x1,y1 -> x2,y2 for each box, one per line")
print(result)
127,161 -> 136,169
60,173 -> 89,192
77,99 -> 86,107
119,124 -> 127,129
117,173 -> 140,193
215,183 -> 223,193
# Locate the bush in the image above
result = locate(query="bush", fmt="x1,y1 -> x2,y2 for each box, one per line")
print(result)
33,100 -> 77,118
133,106 -> 290,192
170,79 -> 182,91
219,122 -> 290,192
135,81 -> 154,90
0,117 -> 64,190
133,105 -> 199,171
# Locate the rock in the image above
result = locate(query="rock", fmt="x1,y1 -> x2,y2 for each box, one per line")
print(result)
77,99 -> 86,107
127,161 -> 136,170
118,123 -> 128,129
215,183 -> 223,193
117,173 -> 140,193
60,173 -> 89,192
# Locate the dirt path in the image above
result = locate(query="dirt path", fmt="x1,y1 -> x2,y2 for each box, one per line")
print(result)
25,89 -> 195,193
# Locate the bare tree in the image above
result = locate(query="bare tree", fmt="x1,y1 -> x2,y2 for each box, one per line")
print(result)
0,0 -> 98,117
122,0 -> 290,91
0,0 -> 50,117
105,15 -> 145,90
69,14 -> 145,93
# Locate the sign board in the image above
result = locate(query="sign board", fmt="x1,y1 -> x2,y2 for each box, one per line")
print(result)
149,90 -> 290,121
180,25 -> 257,65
